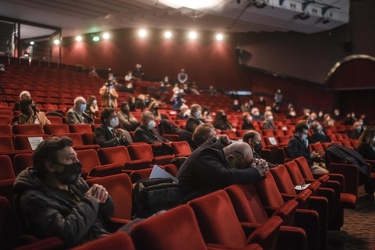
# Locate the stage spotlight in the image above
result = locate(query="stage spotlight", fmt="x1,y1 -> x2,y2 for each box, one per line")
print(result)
75,36 -> 82,41
102,33 -> 110,40
215,33 -> 224,41
138,29 -> 148,38
53,39 -> 60,45
188,31 -> 197,40
164,31 -> 172,39
92,35 -> 100,42
30,41 -> 35,45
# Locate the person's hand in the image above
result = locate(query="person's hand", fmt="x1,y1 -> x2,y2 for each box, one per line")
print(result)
86,184 -> 109,204
310,151 -> 320,158
217,134 -> 231,144
251,158 -> 269,177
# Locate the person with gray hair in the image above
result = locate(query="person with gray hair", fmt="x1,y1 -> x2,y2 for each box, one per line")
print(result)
13,90 -> 32,111
177,136 -> 268,202
66,96 -> 93,125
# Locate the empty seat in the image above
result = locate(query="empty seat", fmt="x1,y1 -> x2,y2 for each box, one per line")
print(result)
86,174 -> 133,228
0,155 -> 16,180
171,141 -> 192,157
76,149 -> 123,178
0,125 -> 12,135
13,153 -> 34,176
68,124 -> 93,134
13,134 -> 49,150
46,116 -> 63,124
0,115 -> 12,125
12,124 -> 44,135
43,124 -> 69,135
128,143 -> 173,165
188,190 -> 283,250
57,133 -> 99,150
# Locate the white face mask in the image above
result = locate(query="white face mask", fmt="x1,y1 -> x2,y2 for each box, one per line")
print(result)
110,117 -> 119,128
253,112 -> 260,116
301,134 -> 308,140
92,100 -> 97,105
147,120 -> 156,129
317,125 -> 323,132
268,116 -> 273,121
195,111 -> 202,119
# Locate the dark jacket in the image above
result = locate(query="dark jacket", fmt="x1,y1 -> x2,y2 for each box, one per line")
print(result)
185,116 -> 205,133
311,131 -> 331,143
177,138 -> 262,202
134,125 -> 167,144
288,135 -> 312,162
13,168 -> 114,247
357,143 -> 375,160
94,125 -> 131,148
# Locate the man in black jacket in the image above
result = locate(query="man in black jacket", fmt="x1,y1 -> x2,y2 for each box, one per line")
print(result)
177,137 -> 268,202
94,108 -> 132,147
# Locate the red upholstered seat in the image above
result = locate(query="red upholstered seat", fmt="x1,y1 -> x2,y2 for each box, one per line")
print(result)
188,190 -> 282,250
12,124 -> 44,135
71,231 -> 135,250
86,174 -> 133,229
97,146 -> 150,172
76,149 -> 123,178
13,134 -> 49,150
57,133 -> 99,150
171,141 -> 192,157
131,204 -> 261,250
68,124 -> 93,134
127,143 -> 173,166
13,153 -> 33,176
43,124 -> 69,135
0,125 -> 12,135
0,155 -> 16,180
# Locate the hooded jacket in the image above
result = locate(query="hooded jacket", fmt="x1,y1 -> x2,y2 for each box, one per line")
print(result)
13,168 -> 114,247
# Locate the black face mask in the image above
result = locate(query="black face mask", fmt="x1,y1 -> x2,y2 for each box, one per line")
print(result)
54,162 -> 82,185
254,143 -> 263,152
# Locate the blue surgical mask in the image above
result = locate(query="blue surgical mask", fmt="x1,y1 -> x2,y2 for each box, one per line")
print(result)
301,134 -> 308,140
147,120 -> 156,129
80,104 -> 86,113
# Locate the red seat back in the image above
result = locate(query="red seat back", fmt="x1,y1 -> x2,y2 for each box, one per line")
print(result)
72,231 -> 135,250
12,124 -> 44,135
0,155 -> 16,180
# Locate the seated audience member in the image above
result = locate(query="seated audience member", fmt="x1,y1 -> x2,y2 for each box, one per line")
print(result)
349,121 -> 363,140
310,121 -> 331,143
13,136 -> 114,247
271,102 -> 281,114
170,90 -> 185,110
127,96 -> 136,112
357,127 -> 375,160
124,70 -> 134,82
257,96 -> 266,107
212,110 -> 233,131
240,101 -> 250,113
117,102 -> 140,131
323,113 -> 335,128
191,123 -> 217,150
159,81 -> 168,93
19,99 -> 51,128
333,109 -> 342,121
241,112 -> 255,130
261,111 -> 275,130
94,108 -> 132,147
243,130 -> 276,168
134,111 -> 173,156
307,112 -> 317,125
251,107 -> 263,121
288,123 -> 328,174
316,110 -> 324,122
66,96 -> 93,125
148,101 -> 162,121
85,95 -> 99,120
177,137 -> 268,202
134,94 -> 146,111
14,90 -> 32,111
202,106 -> 212,121
162,76 -> 170,86
209,85 -> 217,96
232,99 -> 241,112
286,107 -> 297,119
176,104 -> 189,120
185,104 -> 205,133
99,73 -> 119,108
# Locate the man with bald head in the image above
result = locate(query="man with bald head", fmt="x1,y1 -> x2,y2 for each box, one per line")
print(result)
66,96 -> 93,125
177,135 -> 268,202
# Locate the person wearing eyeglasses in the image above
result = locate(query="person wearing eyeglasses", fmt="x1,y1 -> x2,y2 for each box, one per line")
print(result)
177,135 -> 268,202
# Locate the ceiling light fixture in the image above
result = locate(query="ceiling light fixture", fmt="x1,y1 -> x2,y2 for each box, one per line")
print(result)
53,39 -> 60,45
92,35 -> 100,42
102,33 -> 110,39
164,31 -> 172,39
30,41 -> 35,45
138,29 -> 148,38
215,33 -> 224,41
188,31 -> 197,40
75,36 -> 82,41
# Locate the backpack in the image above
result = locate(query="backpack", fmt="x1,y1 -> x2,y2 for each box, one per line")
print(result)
132,178 -> 182,218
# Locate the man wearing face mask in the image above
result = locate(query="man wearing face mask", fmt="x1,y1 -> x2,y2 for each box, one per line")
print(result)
134,111 -> 173,156
185,104 -> 205,133
117,102 -> 140,131
243,130 -> 277,168
66,96 -> 93,125
94,108 -> 132,148
251,107 -> 264,121
177,137 -> 268,202
19,99 -> 51,128
13,136 -> 114,247
287,123 -> 328,174
349,121 -> 363,140
310,121 -> 331,143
